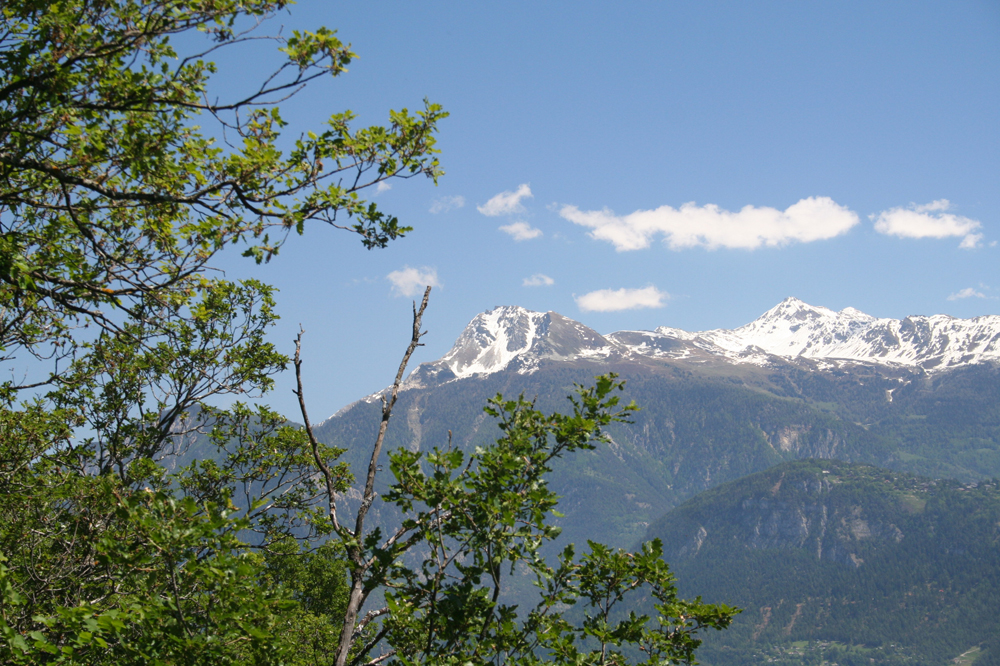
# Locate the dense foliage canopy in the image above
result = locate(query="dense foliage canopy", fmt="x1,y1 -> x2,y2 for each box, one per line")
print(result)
0,2 -> 735,664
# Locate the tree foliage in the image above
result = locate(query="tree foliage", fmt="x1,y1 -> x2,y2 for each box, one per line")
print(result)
0,0 -> 445,377
0,2 -> 736,664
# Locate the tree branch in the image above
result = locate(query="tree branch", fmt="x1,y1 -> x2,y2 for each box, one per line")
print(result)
354,286 -> 430,541
293,326 -> 345,535
334,285 -> 430,666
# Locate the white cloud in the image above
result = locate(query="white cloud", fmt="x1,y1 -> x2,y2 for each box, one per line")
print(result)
959,233 -> 984,250
575,286 -> 669,312
429,195 -> 465,214
386,266 -> 441,297
523,274 -> 554,287
499,221 -> 542,241
375,181 -> 392,194
947,287 -> 988,301
559,197 -> 858,251
872,200 -> 983,249
913,199 -> 951,213
478,184 -> 533,217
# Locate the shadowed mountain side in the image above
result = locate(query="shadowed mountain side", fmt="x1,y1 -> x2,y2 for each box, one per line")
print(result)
314,362 -> 899,550
645,460 -> 1000,666
173,352 -> 1000,552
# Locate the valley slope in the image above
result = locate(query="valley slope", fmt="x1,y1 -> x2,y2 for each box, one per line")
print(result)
647,459 -> 1000,666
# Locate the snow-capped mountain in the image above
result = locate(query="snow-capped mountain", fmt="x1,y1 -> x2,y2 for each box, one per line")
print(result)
407,298 -> 1000,385
638,297 -> 1000,370
405,306 -> 621,386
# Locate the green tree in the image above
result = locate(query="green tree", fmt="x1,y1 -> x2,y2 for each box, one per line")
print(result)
1,1 -> 442,662
0,1 -> 736,664
0,0 -> 444,373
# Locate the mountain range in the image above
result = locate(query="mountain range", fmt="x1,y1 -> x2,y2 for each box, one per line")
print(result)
320,297 -> 1000,539
313,298 -> 1000,665
401,298 -> 1000,390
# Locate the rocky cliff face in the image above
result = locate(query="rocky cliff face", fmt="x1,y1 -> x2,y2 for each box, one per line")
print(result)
735,495 -> 904,568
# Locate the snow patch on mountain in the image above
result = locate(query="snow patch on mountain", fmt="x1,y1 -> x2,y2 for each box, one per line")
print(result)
436,306 -> 544,378
404,298 -> 1000,389
687,297 -> 1000,369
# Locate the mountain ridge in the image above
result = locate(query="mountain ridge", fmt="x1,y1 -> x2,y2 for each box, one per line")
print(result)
400,298 -> 1000,395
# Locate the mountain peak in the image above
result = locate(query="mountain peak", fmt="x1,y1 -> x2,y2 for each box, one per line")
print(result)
407,298 -> 1000,389
756,296 -> 836,321
437,306 -> 547,378
725,298 -> 871,357
839,306 -> 873,320
407,306 -> 616,384
676,298 -> 1000,370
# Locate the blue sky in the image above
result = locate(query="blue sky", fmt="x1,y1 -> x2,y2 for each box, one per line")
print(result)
212,1 -> 999,419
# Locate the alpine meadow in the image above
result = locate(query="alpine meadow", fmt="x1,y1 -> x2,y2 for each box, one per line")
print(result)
0,2 -> 738,665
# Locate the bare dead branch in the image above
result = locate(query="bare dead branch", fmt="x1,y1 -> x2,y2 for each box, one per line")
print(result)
359,649 -> 395,666
353,606 -> 389,638
293,327 -> 346,535
356,286 -> 430,538
334,285 -> 430,666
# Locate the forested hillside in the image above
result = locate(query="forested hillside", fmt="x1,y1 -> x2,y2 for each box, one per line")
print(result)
646,460 -> 1000,666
